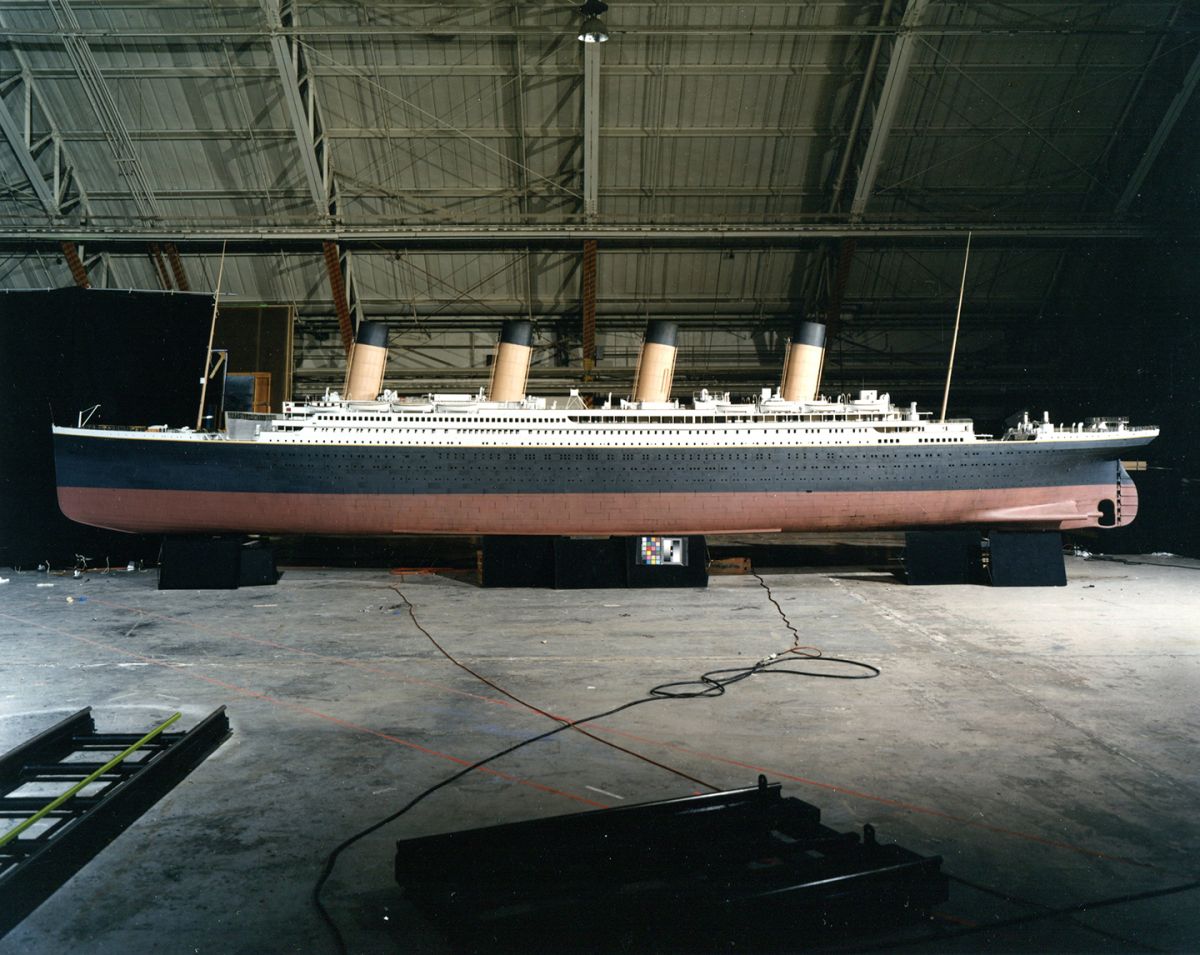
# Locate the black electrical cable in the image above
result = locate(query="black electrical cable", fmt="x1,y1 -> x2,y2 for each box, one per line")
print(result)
313,585 -> 880,953
836,878 -> 1200,953
390,585 -> 722,791
1085,554 -> 1200,571
750,569 -> 809,650
945,874 -> 1167,953
649,651 -> 880,699
312,692 -> 663,955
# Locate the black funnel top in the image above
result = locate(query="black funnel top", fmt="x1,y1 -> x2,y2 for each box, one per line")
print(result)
499,320 -> 533,347
790,320 -> 826,348
355,321 -> 389,348
643,320 -> 678,347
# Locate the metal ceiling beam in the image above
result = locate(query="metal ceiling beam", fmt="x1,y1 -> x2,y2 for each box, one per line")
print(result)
0,67 -> 86,218
46,123 -> 1120,142
78,248 -> 121,288
817,1 -> 894,337
0,10 -> 131,288
829,0 -> 894,215
0,83 -> 58,214
264,0 -> 334,216
340,246 -> 365,331
11,62 -> 1153,80
0,0 -> 1176,10
849,0 -> 932,220
583,41 -> 601,220
511,3 -> 531,218
1115,45 -> 1200,217
1,24 -> 1187,38
16,64 -> 865,79
291,308 -> 1047,323
0,223 -> 1162,252
46,0 -> 160,220
263,1 -> 369,349
35,185 -> 1112,203
511,5 -> 540,327
336,123 -> 1110,139
1033,4 -> 1187,320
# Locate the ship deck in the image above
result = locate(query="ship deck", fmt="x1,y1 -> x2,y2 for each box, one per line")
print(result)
1,545 -> 1196,953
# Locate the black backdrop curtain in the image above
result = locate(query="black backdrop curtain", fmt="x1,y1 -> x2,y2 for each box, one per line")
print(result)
1,287 -> 213,566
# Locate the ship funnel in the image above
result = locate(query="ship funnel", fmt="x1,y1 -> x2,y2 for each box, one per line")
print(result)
779,319 -> 826,402
487,320 -> 533,402
343,321 -> 389,400
631,320 -> 678,403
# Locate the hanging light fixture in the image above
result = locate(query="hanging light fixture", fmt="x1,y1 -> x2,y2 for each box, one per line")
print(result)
577,0 -> 609,42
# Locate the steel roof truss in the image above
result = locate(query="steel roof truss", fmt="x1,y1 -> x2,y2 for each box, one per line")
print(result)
1116,45 -> 1200,217
849,0 -> 933,220
0,68 -> 85,219
264,0 -> 335,217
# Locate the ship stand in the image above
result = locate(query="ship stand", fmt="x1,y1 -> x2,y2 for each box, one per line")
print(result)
481,534 -> 709,588
0,706 -> 231,938
904,530 -> 1067,586
158,535 -> 279,590
395,776 -> 948,952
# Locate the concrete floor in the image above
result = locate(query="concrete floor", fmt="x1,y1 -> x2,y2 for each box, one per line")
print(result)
0,553 -> 1197,953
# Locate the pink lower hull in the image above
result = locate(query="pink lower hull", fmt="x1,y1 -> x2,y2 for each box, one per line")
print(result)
57,484 -> 1136,536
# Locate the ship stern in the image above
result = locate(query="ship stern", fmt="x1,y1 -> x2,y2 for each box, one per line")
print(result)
1111,461 -> 1140,528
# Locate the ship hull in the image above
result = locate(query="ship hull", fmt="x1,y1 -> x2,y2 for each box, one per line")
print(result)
53,431 -> 1146,535
56,484 -> 1135,536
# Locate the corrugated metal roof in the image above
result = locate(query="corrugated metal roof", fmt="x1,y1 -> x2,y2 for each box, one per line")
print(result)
1,0 -> 1197,397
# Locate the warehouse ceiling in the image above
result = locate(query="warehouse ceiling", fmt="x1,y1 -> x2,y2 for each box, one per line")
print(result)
2,1 -> 1199,402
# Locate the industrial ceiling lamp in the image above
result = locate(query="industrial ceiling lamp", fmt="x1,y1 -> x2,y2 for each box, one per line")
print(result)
577,0 -> 609,42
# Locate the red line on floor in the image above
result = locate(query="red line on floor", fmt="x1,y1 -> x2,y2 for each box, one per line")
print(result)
74,598 -> 1155,867
0,610 -> 604,810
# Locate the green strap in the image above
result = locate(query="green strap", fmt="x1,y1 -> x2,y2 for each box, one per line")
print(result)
0,712 -> 182,849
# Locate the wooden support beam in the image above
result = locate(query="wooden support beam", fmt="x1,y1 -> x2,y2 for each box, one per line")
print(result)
148,243 -> 172,289
165,242 -> 190,290
582,239 -> 597,377
61,240 -> 89,287
322,240 -> 354,353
